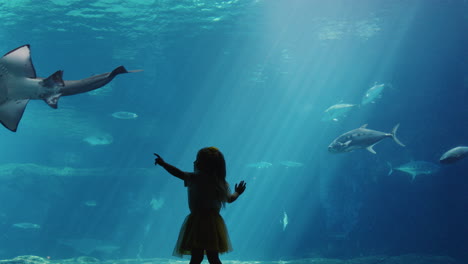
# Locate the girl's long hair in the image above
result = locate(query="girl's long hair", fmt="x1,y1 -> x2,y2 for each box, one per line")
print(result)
195,147 -> 230,207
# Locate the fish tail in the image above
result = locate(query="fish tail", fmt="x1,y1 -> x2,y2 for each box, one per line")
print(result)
386,162 -> 393,175
391,123 -> 405,147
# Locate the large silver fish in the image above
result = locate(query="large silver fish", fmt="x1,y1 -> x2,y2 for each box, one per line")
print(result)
0,45 -> 142,132
361,83 -> 385,105
322,103 -> 358,122
439,146 -> 468,164
388,161 -> 440,180
328,124 -> 405,154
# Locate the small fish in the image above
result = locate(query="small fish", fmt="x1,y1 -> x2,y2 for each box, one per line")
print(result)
111,111 -> 138,120
328,124 -> 405,154
246,161 -> 272,169
84,200 -> 97,207
279,161 -> 304,168
361,83 -> 385,105
280,211 -> 288,231
83,134 -> 113,146
150,197 -> 164,211
388,161 -> 440,180
322,103 -> 358,122
439,146 -> 468,164
12,222 -> 41,229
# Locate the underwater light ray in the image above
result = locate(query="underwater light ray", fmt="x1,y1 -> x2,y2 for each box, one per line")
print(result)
224,1 -> 392,257
91,0 -> 439,261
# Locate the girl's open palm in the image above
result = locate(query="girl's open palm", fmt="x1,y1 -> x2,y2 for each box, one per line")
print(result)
235,180 -> 246,195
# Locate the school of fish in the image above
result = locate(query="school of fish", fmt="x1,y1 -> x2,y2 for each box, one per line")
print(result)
326,82 -> 466,182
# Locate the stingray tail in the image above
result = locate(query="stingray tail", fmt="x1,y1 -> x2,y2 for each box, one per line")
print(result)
109,66 -> 143,79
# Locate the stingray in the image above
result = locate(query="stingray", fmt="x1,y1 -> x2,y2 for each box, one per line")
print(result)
0,45 -> 141,132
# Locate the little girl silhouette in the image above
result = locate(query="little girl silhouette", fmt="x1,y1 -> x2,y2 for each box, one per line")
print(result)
154,147 -> 246,264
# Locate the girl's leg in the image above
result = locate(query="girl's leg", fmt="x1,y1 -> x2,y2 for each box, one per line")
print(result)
190,249 -> 204,264
206,250 -> 222,264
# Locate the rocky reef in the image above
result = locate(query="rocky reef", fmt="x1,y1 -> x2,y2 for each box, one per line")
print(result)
0,254 -> 460,264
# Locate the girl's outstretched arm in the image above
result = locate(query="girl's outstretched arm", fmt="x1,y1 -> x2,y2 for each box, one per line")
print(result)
154,153 -> 187,181
228,180 -> 246,203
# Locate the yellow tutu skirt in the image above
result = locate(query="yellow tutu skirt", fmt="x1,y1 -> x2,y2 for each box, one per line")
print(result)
173,210 -> 232,257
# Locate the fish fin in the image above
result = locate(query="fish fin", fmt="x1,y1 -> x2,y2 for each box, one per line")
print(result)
391,123 -> 405,147
410,173 -> 417,181
1,44 -> 36,78
360,124 -> 368,128
40,70 -> 64,88
343,140 -> 352,147
0,99 -> 29,132
387,162 -> 393,175
44,93 -> 62,109
366,145 -> 377,154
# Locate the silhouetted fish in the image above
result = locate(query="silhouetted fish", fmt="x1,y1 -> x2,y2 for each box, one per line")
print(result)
328,124 -> 405,154
440,146 -> 468,164
83,134 -> 113,146
280,211 -> 288,231
12,222 -> 40,229
279,161 -> 304,168
246,161 -> 272,169
84,200 -> 98,207
112,111 -> 138,119
361,83 -> 385,105
322,103 -> 358,122
388,161 -> 440,181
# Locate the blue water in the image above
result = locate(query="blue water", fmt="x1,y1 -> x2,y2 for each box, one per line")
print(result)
0,0 -> 467,262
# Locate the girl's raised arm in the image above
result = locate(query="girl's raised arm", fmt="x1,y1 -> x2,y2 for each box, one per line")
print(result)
154,153 -> 187,181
